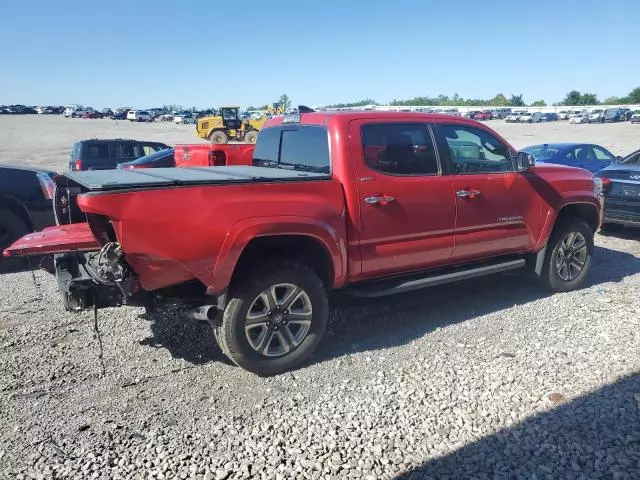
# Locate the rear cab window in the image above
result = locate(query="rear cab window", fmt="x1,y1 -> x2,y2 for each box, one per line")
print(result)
253,125 -> 330,174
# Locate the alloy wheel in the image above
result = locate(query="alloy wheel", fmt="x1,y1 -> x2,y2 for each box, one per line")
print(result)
554,232 -> 588,281
244,283 -> 313,357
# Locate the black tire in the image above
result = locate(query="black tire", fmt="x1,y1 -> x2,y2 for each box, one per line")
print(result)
210,130 -> 228,144
215,262 -> 328,376
244,130 -> 258,144
0,208 -> 30,273
540,219 -> 593,292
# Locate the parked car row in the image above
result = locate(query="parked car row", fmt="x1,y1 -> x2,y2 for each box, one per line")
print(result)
463,108 -> 514,120
559,107 -> 638,124
61,106 -> 208,125
504,111 -> 559,123
0,105 -> 65,115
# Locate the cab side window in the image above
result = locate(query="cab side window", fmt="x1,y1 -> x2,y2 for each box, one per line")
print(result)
440,124 -> 513,174
361,123 -> 440,176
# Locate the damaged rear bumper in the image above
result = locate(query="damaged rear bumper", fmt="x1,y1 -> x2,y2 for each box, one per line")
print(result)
54,246 -> 144,311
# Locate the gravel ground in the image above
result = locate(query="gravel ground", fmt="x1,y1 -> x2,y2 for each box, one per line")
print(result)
1,229 -> 639,479
1,116 -> 640,479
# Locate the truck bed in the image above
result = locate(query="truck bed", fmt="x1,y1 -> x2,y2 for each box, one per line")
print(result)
66,166 -> 331,192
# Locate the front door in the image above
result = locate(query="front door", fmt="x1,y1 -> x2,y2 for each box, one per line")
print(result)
349,119 -> 456,279
435,122 -> 540,260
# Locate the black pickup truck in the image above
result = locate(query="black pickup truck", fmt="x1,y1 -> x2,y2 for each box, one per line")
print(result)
0,164 -> 57,271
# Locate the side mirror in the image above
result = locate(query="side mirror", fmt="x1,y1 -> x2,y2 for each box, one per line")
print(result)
516,151 -> 536,171
616,156 -> 623,162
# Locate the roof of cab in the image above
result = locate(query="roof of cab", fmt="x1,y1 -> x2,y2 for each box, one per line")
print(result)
264,110 -> 479,128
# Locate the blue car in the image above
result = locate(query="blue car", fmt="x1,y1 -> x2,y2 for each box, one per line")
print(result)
521,143 -> 621,173
540,113 -> 558,122
595,148 -> 640,228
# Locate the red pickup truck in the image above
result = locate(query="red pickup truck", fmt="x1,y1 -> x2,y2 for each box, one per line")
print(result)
4,110 -> 603,375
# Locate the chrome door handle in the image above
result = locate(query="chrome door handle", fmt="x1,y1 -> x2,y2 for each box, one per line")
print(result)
456,189 -> 481,198
365,195 -> 395,205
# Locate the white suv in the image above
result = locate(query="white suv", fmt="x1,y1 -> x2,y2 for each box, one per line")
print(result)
64,106 -> 84,118
127,110 -> 152,122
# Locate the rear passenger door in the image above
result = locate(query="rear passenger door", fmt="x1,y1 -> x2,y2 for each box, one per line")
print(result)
435,122 -> 539,260
349,119 -> 456,279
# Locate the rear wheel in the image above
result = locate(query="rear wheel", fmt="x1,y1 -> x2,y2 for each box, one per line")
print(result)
244,130 -> 258,144
214,262 -> 328,376
210,130 -> 228,144
0,208 -> 30,273
540,219 -> 593,292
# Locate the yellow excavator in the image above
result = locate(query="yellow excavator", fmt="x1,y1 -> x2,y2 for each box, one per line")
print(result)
195,103 -> 286,144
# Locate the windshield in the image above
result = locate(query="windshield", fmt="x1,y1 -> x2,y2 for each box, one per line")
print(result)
253,125 -> 331,174
126,147 -> 174,165
522,145 -> 560,158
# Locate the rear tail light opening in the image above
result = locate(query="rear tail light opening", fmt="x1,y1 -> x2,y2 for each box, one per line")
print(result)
208,151 -> 226,166
36,172 -> 56,200
600,177 -> 613,194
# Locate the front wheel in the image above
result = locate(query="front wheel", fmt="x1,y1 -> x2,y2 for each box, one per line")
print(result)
215,263 -> 328,376
210,130 -> 228,144
540,219 -> 593,292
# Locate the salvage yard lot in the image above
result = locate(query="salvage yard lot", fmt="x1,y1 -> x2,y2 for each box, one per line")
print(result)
1,115 -> 640,479
1,114 -> 640,170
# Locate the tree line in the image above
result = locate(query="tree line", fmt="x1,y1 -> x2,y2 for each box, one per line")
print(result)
322,87 -> 640,108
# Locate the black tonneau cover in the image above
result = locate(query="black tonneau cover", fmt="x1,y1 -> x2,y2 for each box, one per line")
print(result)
65,166 -> 330,191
